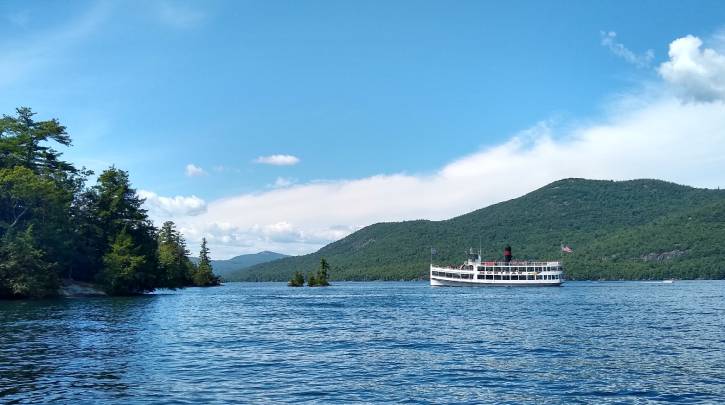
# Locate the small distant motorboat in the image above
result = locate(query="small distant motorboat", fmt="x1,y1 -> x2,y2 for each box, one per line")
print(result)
662,279 -> 674,284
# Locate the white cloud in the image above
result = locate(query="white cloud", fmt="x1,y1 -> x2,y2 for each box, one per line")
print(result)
155,33 -> 725,259
601,31 -> 654,68
254,154 -> 300,166
175,220 -> 354,258
185,163 -> 206,177
176,95 -> 725,259
658,35 -> 725,102
139,190 -> 207,218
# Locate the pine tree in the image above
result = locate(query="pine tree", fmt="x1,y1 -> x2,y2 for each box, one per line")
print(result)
98,228 -> 151,295
308,258 -> 331,287
90,168 -> 161,294
0,108 -> 81,284
0,107 -> 75,174
157,221 -> 193,288
0,227 -> 58,299
192,238 -> 220,286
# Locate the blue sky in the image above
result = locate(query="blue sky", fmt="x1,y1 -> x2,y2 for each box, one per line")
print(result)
3,1 -> 725,257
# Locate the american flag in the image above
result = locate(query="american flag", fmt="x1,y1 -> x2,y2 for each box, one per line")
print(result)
561,244 -> 573,253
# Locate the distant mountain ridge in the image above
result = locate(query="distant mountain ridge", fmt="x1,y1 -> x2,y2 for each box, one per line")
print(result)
235,178 -> 725,281
192,251 -> 289,279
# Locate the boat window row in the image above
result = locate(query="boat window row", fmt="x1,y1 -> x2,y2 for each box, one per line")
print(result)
476,274 -> 560,280
475,266 -> 562,272
431,271 -> 475,279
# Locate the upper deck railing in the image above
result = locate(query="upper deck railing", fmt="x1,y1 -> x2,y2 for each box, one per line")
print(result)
432,262 -> 561,270
477,261 -> 560,267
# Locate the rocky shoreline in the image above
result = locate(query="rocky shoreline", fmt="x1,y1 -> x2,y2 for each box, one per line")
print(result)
58,279 -> 107,298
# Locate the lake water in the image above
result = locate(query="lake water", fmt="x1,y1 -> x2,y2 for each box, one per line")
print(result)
1,281 -> 724,404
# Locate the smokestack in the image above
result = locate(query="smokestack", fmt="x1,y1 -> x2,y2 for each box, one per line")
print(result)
504,245 -> 512,264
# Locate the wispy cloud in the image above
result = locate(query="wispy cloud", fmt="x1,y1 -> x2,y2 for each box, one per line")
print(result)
185,163 -> 206,177
601,31 -> 654,68
168,29 -> 725,258
180,93 -> 725,258
254,154 -> 300,166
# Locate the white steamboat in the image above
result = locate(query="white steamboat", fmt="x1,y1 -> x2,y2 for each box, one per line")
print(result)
430,246 -> 563,287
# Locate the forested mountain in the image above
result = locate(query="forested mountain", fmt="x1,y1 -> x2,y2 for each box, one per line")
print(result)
191,251 -> 288,279
237,179 -> 725,281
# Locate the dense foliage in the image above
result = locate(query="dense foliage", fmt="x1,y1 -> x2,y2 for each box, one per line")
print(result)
0,108 -> 219,299
307,258 -> 331,287
287,259 -> 331,287
237,179 -> 725,281
158,221 -> 195,289
288,271 -> 305,287
193,238 -> 220,287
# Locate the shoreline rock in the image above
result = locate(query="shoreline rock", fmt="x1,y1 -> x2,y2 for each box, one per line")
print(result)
58,279 -> 107,297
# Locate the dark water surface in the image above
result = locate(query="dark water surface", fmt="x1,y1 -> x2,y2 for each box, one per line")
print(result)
1,281 -> 724,404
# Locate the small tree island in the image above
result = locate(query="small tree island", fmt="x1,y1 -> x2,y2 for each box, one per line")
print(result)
288,271 -> 305,287
287,258 -> 331,287
308,258 -> 331,287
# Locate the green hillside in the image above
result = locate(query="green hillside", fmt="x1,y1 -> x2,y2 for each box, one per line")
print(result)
232,179 -> 725,281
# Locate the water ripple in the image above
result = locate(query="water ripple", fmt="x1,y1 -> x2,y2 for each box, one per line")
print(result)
1,281 -> 724,403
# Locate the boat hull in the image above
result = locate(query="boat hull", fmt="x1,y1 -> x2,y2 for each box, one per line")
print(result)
430,277 -> 562,287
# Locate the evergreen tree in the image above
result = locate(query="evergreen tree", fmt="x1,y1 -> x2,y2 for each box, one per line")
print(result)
0,155 -> 74,298
0,107 -> 82,283
90,168 -> 161,294
308,258 -> 330,287
99,228 -> 152,295
192,238 -> 220,286
0,107 -> 75,175
288,271 -> 305,287
0,107 -> 206,299
69,187 -> 106,281
0,166 -> 66,235
157,221 -> 193,288
0,227 -> 57,299
319,258 -> 330,283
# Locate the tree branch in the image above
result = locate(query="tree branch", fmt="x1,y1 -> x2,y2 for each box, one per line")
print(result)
8,206 -> 28,229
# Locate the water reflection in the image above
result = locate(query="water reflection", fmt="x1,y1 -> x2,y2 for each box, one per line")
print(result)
0,296 -> 159,402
